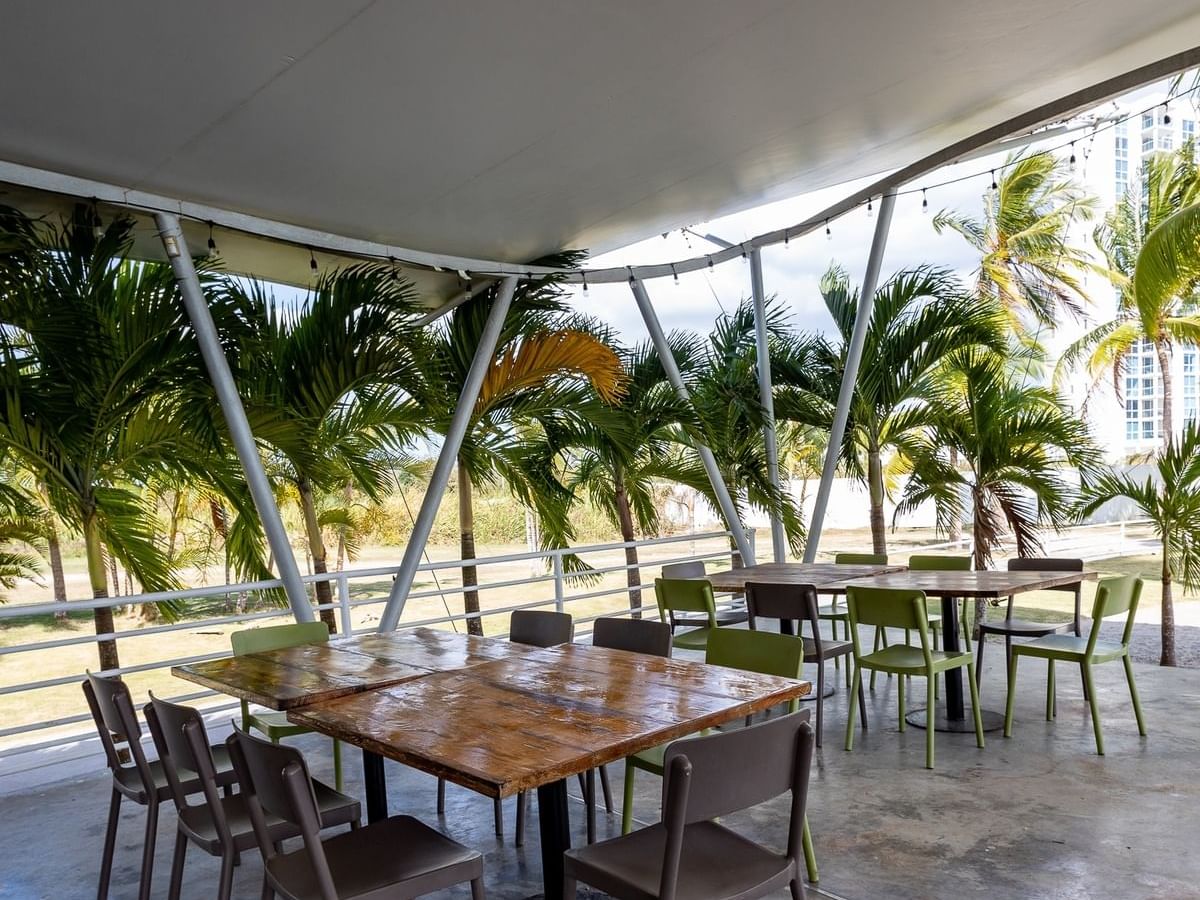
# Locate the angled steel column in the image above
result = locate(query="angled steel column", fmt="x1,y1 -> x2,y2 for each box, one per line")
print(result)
155,213 -> 313,621
629,278 -> 756,567
803,190 -> 897,562
750,248 -> 787,562
378,276 -> 519,631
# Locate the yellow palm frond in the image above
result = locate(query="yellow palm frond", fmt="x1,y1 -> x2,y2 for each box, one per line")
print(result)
476,330 -> 626,414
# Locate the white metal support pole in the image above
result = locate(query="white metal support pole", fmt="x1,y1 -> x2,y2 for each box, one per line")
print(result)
378,276 -> 519,631
154,212 -> 313,622
750,248 -> 787,562
629,278 -> 756,567
803,190 -> 897,562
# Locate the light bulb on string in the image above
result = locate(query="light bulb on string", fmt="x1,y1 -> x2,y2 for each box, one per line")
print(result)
671,263 -> 679,285
206,222 -> 218,257
309,249 -> 318,274
825,218 -> 832,241
921,189 -> 929,214
866,198 -> 873,219
581,271 -> 588,293
389,256 -> 399,280
1069,142 -> 1077,172
1163,103 -> 1172,125
90,199 -> 103,238
707,255 -> 714,271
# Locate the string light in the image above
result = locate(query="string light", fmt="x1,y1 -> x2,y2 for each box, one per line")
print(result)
921,188 -> 929,214
1163,103 -> 1172,125
389,256 -> 399,280
1069,142 -> 1077,172
866,197 -> 873,219
825,218 -> 832,241
206,222 -> 217,256
581,271 -> 588,293
671,263 -> 679,284
309,248 -> 318,273
707,255 -> 714,271
989,170 -> 998,192
90,199 -> 103,238
783,229 -> 790,247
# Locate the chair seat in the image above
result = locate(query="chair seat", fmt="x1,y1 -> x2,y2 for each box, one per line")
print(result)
802,636 -> 853,661
859,644 -> 972,675
672,608 -> 748,627
248,710 -> 312,741
180,777 -> 359,855
979,617 -> 1072,638
1011,634 -> 1127,663
267,814 -> 483,900
565,820 -> 793,900
671,626 -> 714,651
113,744 -> 237,803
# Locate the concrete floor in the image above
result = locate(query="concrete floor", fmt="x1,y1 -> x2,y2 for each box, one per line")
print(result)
2,632 -> 1199,900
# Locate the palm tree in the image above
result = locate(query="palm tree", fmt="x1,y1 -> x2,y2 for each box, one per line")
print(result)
1078,421 -> 1200,667
409,264 -> 625,635
933,150 -> 1099,330
688,299 -> 809,556
0,472 -> 45,600
775,266 -> 1005,554
900,348 -> 1101,625
565,335 -> 705,614
223,264 -> 425,633
1059,154 -> 1200,447
0,205 -> 260,669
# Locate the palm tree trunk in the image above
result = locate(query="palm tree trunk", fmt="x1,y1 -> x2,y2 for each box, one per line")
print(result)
458,463 -> 483,636
867,447 -> 887,555
1155,340 -> 1174,447
47,518 -> 68,622
85,518 -> 119,672
1161,536 -> 1176,666
971,492 -> 988,638
613,471 -> 642,617
298,477 -> 337,634
947,448 -> 963,545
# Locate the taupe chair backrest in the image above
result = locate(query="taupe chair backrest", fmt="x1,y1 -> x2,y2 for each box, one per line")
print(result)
83,672 -> 155,792
745,581 -> 821,642
1007,557 -> 1083,592
659,712 -> 814,899
509,609 -> 573,647
230,728 -> 340,900
661,560 -> 706,580
592,617 -> 672,658
145,695 -> 228,829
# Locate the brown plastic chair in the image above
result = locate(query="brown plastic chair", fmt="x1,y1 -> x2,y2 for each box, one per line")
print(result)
977,558 -> 1086,697
580,617 -> 674,842
661,560 -> 749,628
82,672 -> 237,900
746,581 -> 867,746
230,727 -> 485,900
145,694 -> 359,900
564,711 -> 815,900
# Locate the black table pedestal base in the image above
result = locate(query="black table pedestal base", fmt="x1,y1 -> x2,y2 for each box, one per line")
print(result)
905,706 -> 1006,733
363,749 -> 388,823
537,778 -> 570,900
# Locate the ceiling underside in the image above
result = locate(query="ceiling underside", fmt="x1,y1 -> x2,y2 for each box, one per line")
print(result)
2,1 -> 1200,288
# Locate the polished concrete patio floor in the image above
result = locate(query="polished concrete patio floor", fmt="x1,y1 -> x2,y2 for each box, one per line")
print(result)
2,629 -> 1198,900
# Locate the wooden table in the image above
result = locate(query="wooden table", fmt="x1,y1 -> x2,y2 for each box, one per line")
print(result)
289,641 -> 811,900
841,569 -> 1097,731
706,561 -> 904,594
171,626 -> 535,710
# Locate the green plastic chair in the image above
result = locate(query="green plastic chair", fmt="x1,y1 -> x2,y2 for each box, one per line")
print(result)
230,621 -> 343,790
820,552 -> 888,688
654,578 -> 720,651
620,628 -> 819,884
1003,575 -> 1146,756
844,585 -> 984,769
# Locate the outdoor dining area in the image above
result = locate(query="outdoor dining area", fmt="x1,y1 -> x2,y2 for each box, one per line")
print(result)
52,554 -> 1192,900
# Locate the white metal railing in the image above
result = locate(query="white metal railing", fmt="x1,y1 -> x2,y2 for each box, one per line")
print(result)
0,530 -> 746,757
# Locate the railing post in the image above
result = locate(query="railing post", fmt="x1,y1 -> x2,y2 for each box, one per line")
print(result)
337,574 -> 353,637
552,552 -> 565,615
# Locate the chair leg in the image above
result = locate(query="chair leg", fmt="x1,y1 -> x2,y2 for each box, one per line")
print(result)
897,673 -> 906,733
1123,654 -> 1147,736
137,798 -> 158,900
97,787 -> 121,900
960,601 -> 972,652
967,663 -> 985,749
815,657 -> 825,747
437,777 -> 446,814
1082,662 -> 1104,755
1004,654 -> 1019,738
167,830 -> 187,900
217,850 -> 236,900
598,764 -> 614,813
925,672 -> 936,769
856,662 -> 869,730
791,878 -> 807,900
472,876 -> 487,900
802,815 -> 819,883
510,794 -> 519,845
845,667 -> 862,751
260,873 -> 275,900
621,764 -> 636,834
563,874 -> 577,898
1046,660 -> 1056,721
870,627 -> 882,691
975,632 -> 986,695
584,768 -> 596,844
332,738 -> 343,792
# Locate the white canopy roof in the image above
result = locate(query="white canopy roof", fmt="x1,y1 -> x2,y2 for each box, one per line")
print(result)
2,1 -> 1200,283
